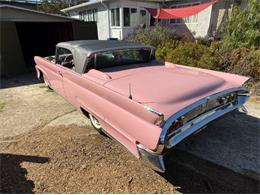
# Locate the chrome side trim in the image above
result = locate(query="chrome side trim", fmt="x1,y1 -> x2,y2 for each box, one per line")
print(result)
143,105 -> 164,118
143,105 -> 165,125
159,87 -> 249,147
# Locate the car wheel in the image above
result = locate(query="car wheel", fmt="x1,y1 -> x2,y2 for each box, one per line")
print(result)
43,74 -> 52,89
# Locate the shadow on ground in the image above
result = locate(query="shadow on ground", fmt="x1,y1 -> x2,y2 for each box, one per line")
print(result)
0,73 -> 40,89
160,111 -> 260,193
0,153 -> 49,193
162,150 -> 260,193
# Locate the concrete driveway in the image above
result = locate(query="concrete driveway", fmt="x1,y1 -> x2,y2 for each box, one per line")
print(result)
0,74 -> 91,138
1,73 -> 259,189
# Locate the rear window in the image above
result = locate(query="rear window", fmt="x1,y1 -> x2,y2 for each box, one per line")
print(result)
94,48 -> 154,70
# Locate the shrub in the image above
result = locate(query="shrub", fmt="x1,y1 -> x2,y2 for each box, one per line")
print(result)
221,0 -> 260,50
156,42 -> 218,70
126,21 -> 259,89
126,25 -> 187,47
156,42 -> 178,61
222,48 -> 260,81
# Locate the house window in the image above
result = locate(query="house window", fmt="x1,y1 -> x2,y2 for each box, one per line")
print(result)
170,2 -> 200,24
140,10 -> 147,26
131,8 -> 137,13
111,8 -> 120,26
123,8 -> 130,26
79,8 -> 98,22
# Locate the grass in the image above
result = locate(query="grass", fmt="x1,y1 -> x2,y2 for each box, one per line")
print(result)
0,102 -> 6,112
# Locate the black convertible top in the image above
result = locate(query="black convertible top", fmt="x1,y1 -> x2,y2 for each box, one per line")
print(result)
56,40 -> 154,74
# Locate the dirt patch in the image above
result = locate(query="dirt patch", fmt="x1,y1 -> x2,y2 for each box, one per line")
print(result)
0,125 -> 176,194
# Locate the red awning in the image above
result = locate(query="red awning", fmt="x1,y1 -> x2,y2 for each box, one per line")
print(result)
146,0 -> 219,19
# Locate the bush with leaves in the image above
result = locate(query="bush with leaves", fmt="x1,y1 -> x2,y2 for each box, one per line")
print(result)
37,0 -> 86,14
126,26 -> 185,47
126,12 -> 259,89
221,0 -> 260,50
156,41 -> 218,70
220,48 -> 260,81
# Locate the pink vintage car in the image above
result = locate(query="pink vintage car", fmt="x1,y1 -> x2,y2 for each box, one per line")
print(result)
35,40 -> 250,172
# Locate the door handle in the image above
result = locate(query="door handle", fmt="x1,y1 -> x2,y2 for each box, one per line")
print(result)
58,71 -> 63,77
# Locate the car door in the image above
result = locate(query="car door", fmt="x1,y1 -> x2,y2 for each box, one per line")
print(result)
52,47 -> 76,97
50,63 -> 66,97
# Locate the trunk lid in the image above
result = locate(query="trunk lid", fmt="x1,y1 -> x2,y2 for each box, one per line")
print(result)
103,64 -> 244,119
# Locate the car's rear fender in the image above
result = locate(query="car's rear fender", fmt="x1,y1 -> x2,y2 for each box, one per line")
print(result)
34,56 -> 49,80
137,87 -> 250,172
160,87 -> 249,148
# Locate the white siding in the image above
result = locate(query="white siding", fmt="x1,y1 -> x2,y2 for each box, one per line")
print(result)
187,5 -> 212,38
66,4 -> 110,40
109,0 -> 158,40
96,5 -> 110,40
166,0 -> 213,38
65,0 -> 236,40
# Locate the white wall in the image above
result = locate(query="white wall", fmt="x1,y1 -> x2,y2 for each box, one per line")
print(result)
96,5 -> 110,40
108,0 -> 159,40
66,4 -> 110,40
186,5 -> 212,38
65,0 -> 224,40
65,0 -> 158,40
166,0 -> 213,38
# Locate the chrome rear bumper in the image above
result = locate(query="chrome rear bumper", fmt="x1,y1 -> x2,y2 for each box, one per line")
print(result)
137,145 -> 165,172
137,87 -> 250,172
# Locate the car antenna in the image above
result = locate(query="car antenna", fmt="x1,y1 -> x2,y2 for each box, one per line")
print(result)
129,83 -> 133,100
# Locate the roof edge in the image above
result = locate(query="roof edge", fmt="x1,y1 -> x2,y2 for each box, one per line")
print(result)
0,4 -> 80,21
61,0 -> 106,12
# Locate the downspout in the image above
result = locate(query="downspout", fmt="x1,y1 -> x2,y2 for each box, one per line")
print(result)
101,0 -> 111,39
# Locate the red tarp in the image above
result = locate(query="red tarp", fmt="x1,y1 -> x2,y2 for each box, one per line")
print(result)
146,0 -> 219,19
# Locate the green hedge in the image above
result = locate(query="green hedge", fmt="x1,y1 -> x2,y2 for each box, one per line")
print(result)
126,27 -> 259,82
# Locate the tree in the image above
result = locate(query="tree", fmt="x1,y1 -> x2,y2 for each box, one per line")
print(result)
222,0 -> 260,49
37,0 -> 87,15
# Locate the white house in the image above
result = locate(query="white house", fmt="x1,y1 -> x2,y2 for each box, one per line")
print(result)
62,0 -> 160,40
61,0 -> 238,40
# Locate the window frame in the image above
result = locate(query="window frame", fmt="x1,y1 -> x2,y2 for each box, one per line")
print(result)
123,7 -> 131,27
79,8 -> 98,22
140,9 -> 147,26
111,8 -> 120,27
90,48 -> 155,70
55,47 -> 75,70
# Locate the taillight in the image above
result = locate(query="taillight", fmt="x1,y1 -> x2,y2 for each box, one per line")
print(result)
172,119 -> 183,129
218,93 -> 237,105
168,117 -> 184,136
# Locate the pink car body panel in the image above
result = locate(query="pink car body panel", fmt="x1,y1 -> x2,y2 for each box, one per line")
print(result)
102,62 -> 249,120
34,41 -> 250,172
35,57 -> 162,157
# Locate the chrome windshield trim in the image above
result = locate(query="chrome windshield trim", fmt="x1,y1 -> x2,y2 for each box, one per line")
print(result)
159,87 -> 249,145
